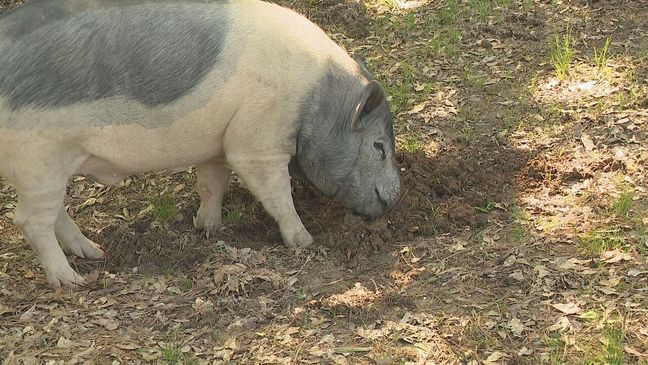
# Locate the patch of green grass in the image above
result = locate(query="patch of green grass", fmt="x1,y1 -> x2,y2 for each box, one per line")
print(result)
386,81 -> 413,114
509,224 -> 527,243
429,28 -> 460,55
600,324 -> 625,365
153,194 -> 177,222
161,327 -> 199,365
580,228 -> 626,254
459,121 -> 478,143
466,0 -> 511,23
611,189 -> 633,217
161,343 -> 183,364
544,334 -> 567,365
461,64 -> 486,87
521,0 -> 534,11
617,86 -> 642,110
537,215 -> 560,232
439,0 -> 460,25
475,199 -> 495,213
223,208 -> 245,226
370,14 -> 391,39
550,26 -> 574,80
377,0 -> 399,10
468,0 -> 494,21
180,276 -> 194,292
594,36 -> 612,78
579,310 -> 600,321
160,343 -> 199,365
512,205 -> 530,222
383,62 -> 418,114
403,12 -> 417,32
400,134 -> 424,153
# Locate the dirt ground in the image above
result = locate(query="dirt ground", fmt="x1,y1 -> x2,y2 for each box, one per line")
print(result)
1,0 -> 647,364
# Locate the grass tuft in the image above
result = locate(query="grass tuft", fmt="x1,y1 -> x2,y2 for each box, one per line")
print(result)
611,189 -> 633,217
401,134 -> 424,153
224,207 -> 246,226
153,194 -> 177,222
580,228 -> 625,254
161,343 -> 182,363
601,324 -> 625,365
550,26 -> 574,80
594,37 -> 612,78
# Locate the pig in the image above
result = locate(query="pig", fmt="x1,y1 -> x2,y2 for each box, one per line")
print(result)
0,0 -> 401,288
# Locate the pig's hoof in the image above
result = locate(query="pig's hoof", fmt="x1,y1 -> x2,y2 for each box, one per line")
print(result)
284,228 -> 313,248
61,238 -> 105,259
193,214 -> 222,236
47,265 -> 86,289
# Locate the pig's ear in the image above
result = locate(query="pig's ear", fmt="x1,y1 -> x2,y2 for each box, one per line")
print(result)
350,80 -> 386,131
353,54 -> 374,80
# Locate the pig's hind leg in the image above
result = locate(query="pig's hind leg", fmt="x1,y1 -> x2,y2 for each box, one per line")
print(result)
11,152 -> 87,288
55,207 -> 105,259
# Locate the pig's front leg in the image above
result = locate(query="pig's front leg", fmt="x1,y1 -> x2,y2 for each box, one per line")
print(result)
229,157 -> 313,248
193,161 -> 231,236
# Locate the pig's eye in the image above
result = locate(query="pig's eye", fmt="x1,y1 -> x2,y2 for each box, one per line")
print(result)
373,142 -> 386,160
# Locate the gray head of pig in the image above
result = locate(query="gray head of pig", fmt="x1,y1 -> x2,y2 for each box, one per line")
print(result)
291,61 -> 401,219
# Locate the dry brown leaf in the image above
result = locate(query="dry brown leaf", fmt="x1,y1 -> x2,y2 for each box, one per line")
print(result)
551,302 -> 581,315
599,276 -> 621,287
56,337 -> 74,349
599,286 -> 618,295
547,316 -> 572,332
153,281 -> 167,293
509,318 -> 524,336
19,305 -> 36,321
141,350 -> 161,361
484,350 -> 507,364
284,326 -> 300,336
517,347 -> 533,356
556,258 -> 590,271
115,343 -> 140,350
509,271 -> 524,281
0,303 -> 15,315
408,101 -> 428,115
503,255 -> 516,267
534,265 -> 550,278
624,346 -> 646,357
94,318 -> 119,330
224,337 -> 238,350
602,250 -> 632,263
581,133 -> 595,151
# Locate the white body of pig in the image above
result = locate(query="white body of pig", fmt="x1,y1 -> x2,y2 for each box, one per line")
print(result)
0,0 -> 400,288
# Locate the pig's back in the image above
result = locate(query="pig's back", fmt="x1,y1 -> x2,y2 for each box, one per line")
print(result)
0,1 -> 232,113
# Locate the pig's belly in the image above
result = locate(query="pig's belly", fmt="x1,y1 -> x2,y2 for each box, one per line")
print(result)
76,122 -> 226,184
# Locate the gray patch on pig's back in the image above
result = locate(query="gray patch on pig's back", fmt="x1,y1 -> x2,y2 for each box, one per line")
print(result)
0,2 -> 230,111
0,0 -> 69,40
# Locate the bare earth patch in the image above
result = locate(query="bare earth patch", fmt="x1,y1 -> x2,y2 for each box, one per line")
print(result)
1,0 -> 647,364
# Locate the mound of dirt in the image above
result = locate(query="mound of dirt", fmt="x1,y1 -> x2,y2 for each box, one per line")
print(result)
92,144 -> 529,274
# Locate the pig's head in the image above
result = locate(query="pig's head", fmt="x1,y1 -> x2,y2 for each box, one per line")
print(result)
291,60 -> 401,219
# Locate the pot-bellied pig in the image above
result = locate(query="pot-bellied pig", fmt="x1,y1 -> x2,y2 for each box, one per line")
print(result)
0,0 -> 401,288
